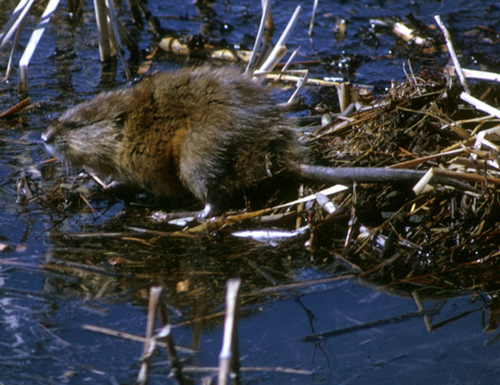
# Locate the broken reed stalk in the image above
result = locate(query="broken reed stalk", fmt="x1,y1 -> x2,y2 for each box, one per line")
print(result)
157,293 -> 185,385
308,0 -> 318,38
435,17 -> 500,138
434,15 -> 470,93
218,279 -> 242,385
137,286 -> 185,385
281,46 -> 301,72
137,286 -> 162,385
5,13 -> 27,80
133,0 -> 162,39
447,66 -> 500,82
18,0 -> 60,95
93,0 -> 131,79
103,0 -> 132,79
158,36 -> 253,62
245,0 -> 271,73
2,0 -> 137,91
286,68 -> 309,105
1,0 -> 35,80
460,92 -> 500,119
412,290 -> 433,333
94,0 -> 115,59
256,5 -> 302,75
0,0 -> 34,47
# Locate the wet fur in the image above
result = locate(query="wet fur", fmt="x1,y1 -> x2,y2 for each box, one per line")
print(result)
43,67 -> 304,213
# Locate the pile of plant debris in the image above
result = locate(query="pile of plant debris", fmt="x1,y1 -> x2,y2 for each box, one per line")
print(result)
304,64 -> 500,298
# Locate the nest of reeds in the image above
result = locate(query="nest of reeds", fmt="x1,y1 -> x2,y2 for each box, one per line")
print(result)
306,65 -> 500,297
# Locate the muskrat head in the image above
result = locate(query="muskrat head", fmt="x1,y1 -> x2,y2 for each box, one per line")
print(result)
42,93 -> 126,178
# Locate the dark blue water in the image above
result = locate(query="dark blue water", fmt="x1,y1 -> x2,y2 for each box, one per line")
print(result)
1,0 -> 500,383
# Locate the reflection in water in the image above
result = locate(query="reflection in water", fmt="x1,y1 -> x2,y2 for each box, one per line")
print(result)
35,202 -> 500,383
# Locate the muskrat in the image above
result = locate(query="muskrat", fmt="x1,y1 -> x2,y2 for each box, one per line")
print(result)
42,66 -> 476,217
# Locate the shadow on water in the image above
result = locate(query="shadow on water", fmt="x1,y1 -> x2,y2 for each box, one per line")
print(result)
2,0 -> 500,384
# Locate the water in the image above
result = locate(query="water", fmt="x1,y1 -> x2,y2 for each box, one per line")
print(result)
1,0 -> 500,383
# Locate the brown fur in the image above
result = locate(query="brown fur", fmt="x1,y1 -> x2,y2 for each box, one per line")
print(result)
43,66 -> 304,214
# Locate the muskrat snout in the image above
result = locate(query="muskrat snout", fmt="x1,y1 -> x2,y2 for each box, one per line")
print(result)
41,126 -> 55,143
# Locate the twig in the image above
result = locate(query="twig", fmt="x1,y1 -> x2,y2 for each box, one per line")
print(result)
429,307 -> 483,331
0,97 -> 29,118
302,309 -> 439,342
183,366 -> 313,375
336,82 -> 352,113
249,274 -> 354,295
344,182 -> 357,248
286,69 -> 308,105
6,19 -> 27,80
137,287 -> 187,385
134,0 -> 162,39
82,324 -> 196,353
412,168 -> 435,195
388,148 -> 465,169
